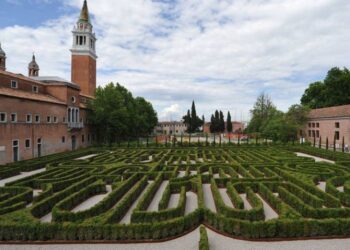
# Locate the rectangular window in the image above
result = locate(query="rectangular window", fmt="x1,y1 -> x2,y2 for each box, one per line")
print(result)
0,112 -> 7,123
47,116 -> 51,123
62,136 -> 65,143
335,122 -> 340,128
11,80 -> 18,89
26,114 -> 32,123
32,85 -> 38,93
35,115 -> 40,123
82,134 -> 85,143
308,130 -> 311,137
11,113 -> 17,123
316,130 -> 319,138
25,139 -> 31,149
316,123 -> 319,128
53,117 -> 58,123
312,130 -> 315,137
312,123 -> 315,128
335,131 -> 340,140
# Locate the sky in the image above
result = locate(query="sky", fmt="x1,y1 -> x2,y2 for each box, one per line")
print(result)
1,0 -> 350,122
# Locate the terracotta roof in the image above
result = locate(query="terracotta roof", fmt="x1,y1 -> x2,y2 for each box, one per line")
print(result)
308,104 -> 350,119
0,87 -> 65,105
0,70 -> 45,86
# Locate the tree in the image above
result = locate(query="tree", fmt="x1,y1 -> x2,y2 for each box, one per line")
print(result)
226,111 -> 232,133
88,82 -> 158,144
301,67 -> 350,108
210,114 -> 215,133
182,101 -> 203,133
219,111 -> 225,132
247,93 -> 276,133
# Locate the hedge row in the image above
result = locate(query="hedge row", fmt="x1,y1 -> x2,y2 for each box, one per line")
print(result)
199,225 -> 209,250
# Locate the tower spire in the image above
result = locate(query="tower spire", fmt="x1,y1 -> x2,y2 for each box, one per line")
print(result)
79,0 -> 90,23
28,53 -> 40,77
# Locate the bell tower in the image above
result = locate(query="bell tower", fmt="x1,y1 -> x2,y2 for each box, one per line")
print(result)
0,43 -> 6,71
28,54 -> 40,77
71,0 -> 97,97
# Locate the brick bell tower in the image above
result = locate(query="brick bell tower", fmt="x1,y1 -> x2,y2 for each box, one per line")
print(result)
71,0 -> 97,97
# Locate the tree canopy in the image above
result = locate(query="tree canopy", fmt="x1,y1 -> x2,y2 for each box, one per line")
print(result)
182,101 -> 204,133
247,93 -> 309,142
88,82 -> 158,144
301,67 -> 350,108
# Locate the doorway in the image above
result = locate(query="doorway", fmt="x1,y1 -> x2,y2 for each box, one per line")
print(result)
12,140 -> 19,162
72,135 -> 76,150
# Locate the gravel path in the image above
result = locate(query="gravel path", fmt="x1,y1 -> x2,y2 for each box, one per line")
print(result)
190,171 -> 197,176
239,194 -> 252,210
185,192 -> 198,215
337,186 -> 344,192
147,181 -> 169,211
206,227 -> 350,250
71,185 -> 112,212
0,168 -> 46,187
75,154 -> 98,161
177,171 -> 186,177
219,189 -> 233,207
40,212 -> 52,223
296,152 -> 335,164
317,182 -> 326,192
203,184 -> 216,212
120,182 -> 152,224
256,194 -> 278,220
168,193 -> 180,209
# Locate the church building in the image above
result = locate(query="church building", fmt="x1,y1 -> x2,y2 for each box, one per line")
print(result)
0,0 -> 97,165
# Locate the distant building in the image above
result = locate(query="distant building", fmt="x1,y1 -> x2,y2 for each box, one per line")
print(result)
203,121 -> 245,134
0,0 -> 96,165
304,104 -> 350,147
154,121 -> 188,135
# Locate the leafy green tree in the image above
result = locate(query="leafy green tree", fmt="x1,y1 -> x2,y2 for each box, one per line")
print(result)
88,82 -> 158,144
301,67 -> 350,108
226,111 -> 232,133
247,93 -> 276,133
210,114 -> 215,133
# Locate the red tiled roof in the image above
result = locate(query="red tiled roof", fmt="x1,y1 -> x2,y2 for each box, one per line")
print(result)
308,104 -> 350,119
0,87 -> 65,105
0,70 -> 45,86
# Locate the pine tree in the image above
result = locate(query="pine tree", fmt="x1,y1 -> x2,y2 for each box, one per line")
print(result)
227,111 -> 232,133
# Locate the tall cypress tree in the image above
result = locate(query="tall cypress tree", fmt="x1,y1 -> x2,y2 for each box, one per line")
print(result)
190,101 -> 197,133
210,114 -> 215,133
219,111 -> 225,132
214,110 -> 220,132
227,111 -> 232,133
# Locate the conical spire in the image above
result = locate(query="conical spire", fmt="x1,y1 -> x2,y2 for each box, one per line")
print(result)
29,54 -> 39,70
79,0 -> 90,23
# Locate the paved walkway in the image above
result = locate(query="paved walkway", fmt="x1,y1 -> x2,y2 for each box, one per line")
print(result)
295,152 -> 335,164
0,168 -> 46,187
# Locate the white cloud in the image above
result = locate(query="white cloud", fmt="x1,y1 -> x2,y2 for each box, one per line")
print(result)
1,0 -> 350,121
160,103 -> 181,121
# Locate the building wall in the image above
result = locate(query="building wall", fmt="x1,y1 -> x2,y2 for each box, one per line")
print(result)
71,55 -> 96,97
154,123 -> 187,135
304,118 -> 350,147
0,96 -> 92,165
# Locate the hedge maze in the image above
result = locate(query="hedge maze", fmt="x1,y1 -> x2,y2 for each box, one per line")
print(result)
1,146 -> 350,242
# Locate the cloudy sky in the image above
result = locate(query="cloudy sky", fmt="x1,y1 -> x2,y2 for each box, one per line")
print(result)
1,0 -> 349,121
